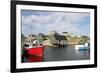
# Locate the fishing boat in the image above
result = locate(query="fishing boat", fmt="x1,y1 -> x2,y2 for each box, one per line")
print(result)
23,24 -> 44,62
24,41 -> 44,55
23,40 -> 44,62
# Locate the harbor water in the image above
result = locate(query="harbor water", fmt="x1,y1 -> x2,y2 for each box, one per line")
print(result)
43,45 -> 90,62
22,45 -> 90,62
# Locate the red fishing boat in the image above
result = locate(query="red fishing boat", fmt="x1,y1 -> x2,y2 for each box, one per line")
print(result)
24,40 -> 44,62
22,24 -> 44,62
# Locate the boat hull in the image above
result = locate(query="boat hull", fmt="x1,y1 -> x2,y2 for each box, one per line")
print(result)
27,46 -> 44,56
26,46 -> 44,62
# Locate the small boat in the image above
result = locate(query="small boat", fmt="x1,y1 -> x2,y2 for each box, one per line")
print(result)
22,24 -> 44,62
25,40 -> 44,56
78,47 -> 88,51
75,42 -> 89,51
23,40 -> 44,62
24,37 -> 44,62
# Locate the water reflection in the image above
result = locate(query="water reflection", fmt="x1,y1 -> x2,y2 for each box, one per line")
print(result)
43,45 -> 90,62
22,45 -> 90,63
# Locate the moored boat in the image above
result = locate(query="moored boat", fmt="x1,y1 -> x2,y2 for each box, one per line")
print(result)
75,42 -> 89,50
23,39 -> 44,62
22,23 -> 44,62
24,41 -> 44,56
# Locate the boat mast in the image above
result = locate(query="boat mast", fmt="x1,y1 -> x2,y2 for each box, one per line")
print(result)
37,32 -> 40,46
31,24 -> 32,45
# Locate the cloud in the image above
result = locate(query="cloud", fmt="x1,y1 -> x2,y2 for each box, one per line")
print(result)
21,10 -> 90,37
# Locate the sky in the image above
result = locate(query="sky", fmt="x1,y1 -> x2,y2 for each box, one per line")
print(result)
21,10 -> 90,37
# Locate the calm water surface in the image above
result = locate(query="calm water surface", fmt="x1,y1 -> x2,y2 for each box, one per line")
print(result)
22,45 -> 90,62
43,45 -> 90,62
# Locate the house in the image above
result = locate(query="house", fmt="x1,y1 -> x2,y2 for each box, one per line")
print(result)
50,32 -> 67,46
62,32 -> 69,36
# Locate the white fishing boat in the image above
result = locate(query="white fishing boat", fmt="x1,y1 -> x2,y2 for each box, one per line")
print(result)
75,42 -> 89,50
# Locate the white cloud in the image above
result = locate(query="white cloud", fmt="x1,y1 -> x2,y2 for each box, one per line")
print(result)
22,11 -> 90,36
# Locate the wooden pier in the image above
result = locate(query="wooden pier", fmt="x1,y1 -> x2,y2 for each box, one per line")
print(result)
53,43 -> 67,48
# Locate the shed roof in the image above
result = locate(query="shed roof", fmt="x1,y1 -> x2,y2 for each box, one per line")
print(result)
54,34 -> 66,40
